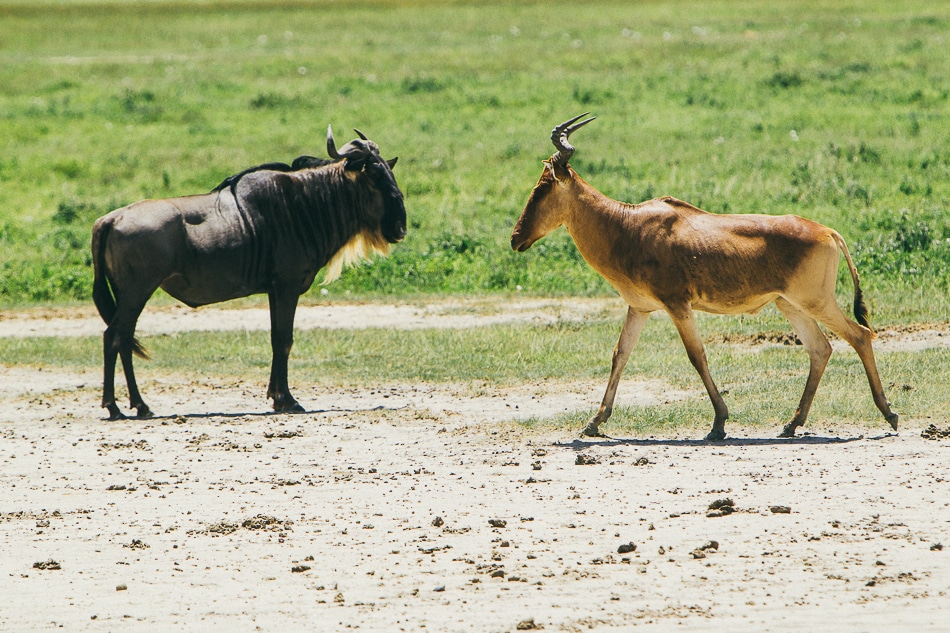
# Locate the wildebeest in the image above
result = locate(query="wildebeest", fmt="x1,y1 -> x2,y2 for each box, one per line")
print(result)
92,126 -> 406,419
511,113 -> 898,440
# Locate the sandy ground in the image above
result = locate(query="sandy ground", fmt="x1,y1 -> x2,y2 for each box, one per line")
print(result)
2,298 -> 949,632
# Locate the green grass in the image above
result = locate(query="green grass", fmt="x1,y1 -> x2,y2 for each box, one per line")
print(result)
1,0 -> 949,321
1,312 -> 942,432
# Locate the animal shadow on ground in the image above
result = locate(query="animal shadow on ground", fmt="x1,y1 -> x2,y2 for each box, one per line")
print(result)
144,404 -> 405,422
559,432 -> 895,452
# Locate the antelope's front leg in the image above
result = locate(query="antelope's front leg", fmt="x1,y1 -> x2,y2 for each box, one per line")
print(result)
583,308 -> 649,437
669,308 -> 729,441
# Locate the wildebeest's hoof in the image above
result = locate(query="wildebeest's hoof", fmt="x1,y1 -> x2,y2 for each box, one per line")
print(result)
886,412 -> 899,431
274,400 -> 305,413
104,404 -> 126,421
705,429 -> 727,441
135,405 -> 154,419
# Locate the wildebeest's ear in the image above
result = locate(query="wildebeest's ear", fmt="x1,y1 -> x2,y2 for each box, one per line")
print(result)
387,157 -> 398,169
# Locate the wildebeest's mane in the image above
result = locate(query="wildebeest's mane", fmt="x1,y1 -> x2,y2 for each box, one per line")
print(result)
212,155 -> 336,194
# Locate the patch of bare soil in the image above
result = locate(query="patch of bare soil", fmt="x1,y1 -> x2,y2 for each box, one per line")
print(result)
2,298 -> 950,631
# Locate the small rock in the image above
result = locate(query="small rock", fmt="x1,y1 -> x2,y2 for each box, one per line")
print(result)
490,569 -> 506,578
707,498 -> 735,517
575,454 -> 599,465
433,585 -> 445,592
291,565 -> 311,573
116,584 -> 127,591
333,592 -> 344,603
432,516 -> 444,528
690,549 -> 706,559
516,617 -> 541,630
488,519 -> 507,528
634,457 -> 651,466
770,505 -> 792,514
930,543 -> 944,551
701,540 -> 719,551
617,542 -> 637,554
531,461 -> 542,470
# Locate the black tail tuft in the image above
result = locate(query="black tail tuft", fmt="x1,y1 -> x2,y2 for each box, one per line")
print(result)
853,286 -> 872,331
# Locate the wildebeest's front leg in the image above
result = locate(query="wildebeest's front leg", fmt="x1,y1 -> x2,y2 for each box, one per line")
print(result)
668,306 -> 730,441
266,288 -> 305,413
582,307 -> 649,437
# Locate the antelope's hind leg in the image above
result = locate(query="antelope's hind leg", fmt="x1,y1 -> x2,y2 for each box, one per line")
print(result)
813,302 -> 899,431
775,298 -> 832,438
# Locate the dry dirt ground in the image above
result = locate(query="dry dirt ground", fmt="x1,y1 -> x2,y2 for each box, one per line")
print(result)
2,298 -> 949,632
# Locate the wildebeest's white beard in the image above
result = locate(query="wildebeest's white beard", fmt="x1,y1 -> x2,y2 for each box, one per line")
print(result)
321,227 -> 391,285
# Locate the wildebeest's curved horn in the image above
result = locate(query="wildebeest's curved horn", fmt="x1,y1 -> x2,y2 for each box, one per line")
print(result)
550,112 -> 596,165
327,124 -> 341,159
354,128 -> 368,141
327,124 -> 372,161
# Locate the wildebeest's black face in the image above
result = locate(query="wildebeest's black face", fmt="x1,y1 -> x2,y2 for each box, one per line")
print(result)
328,128 -> 407,245
364,154 -> 406,244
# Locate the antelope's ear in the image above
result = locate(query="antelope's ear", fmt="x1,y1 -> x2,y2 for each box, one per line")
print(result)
387,157 -> 398,169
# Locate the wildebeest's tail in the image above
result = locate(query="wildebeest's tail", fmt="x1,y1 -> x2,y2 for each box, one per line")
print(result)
832,231 -> 874,337
91,217 -> 149,359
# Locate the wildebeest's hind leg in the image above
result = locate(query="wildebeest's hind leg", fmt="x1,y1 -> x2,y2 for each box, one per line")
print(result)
102,297 -> 153,420
266,288 -> 305,413
774,298 -> 832,438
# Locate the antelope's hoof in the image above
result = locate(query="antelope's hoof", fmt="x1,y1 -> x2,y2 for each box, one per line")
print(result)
886,412 -> 899,431
135,406 -> 154,419
581,423 -> 605,438
778,424 -> 797,438
705,429 -> 727,441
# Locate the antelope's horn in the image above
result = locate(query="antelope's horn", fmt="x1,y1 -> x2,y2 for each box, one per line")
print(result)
550,112 -> 596,164
354,128 -> 368,141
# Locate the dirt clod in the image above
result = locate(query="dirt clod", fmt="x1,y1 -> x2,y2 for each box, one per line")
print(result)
921,424 -> 950,440
575,453 -> 599,465
516,618 -> 542,630
33,559 -> 61,571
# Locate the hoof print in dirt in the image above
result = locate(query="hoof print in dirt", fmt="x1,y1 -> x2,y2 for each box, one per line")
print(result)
706,498 -> 736,517
575,453 -> 599,465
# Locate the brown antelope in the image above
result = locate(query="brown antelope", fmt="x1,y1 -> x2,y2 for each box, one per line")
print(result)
511,113 -> 899,440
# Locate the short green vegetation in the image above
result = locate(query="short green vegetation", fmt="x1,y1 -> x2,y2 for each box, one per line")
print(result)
1,0 -> 948,320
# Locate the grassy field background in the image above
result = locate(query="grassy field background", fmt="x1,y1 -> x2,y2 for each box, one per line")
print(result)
1,1 -> 948,431
1,0 -> 948,318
